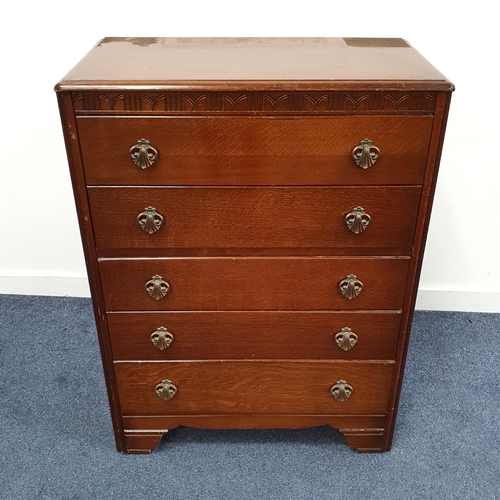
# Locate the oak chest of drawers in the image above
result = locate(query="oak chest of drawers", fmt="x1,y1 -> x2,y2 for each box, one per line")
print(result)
56,37 -> 453,453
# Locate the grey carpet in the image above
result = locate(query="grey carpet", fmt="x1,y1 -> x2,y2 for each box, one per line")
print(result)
0,294 -> 498,499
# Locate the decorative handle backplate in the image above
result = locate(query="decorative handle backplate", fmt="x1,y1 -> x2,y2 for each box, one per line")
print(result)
351,139 -> 380,169
339,274 -> 364,299
330,380 -> 353,402
137,206 -> 164,234
145,275 -> 170,300
129,139 -> 158,169
150,327 -> 174,350
155,379 -> 178,401
345,206 -> 371,234
334,327 -> 358,351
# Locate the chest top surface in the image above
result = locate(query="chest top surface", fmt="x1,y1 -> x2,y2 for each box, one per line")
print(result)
56,37 -> 453,92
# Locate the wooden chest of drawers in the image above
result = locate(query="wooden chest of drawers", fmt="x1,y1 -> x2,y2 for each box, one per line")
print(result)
56,37 -> 453,453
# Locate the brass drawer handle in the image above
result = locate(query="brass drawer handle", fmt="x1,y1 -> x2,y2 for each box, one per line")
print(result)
137,206 -> 164,234
339,274 -> 363,299
129,138 -> 158,169
145,275 -> 170,300
345,206 -> 371,234
351,138 -> 380,169
330,380 -> 353,402
150,327 -> 174,350
334,327 -> 358,351
155,379 -> 178,401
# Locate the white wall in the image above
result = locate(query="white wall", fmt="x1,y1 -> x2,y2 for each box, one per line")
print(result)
0,1 -> 498,312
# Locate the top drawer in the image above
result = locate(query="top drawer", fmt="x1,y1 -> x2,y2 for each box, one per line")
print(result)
77,116 -> 433,186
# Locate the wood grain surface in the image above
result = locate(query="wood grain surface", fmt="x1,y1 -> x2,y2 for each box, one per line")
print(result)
78,116 -> 432,186
99,256 -> 410,311
88,186 -> 421,251
114,360 -> 394,415
107,310 -> 401,361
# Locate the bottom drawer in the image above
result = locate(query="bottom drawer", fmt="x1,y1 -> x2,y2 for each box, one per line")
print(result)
114,361 -> 394,416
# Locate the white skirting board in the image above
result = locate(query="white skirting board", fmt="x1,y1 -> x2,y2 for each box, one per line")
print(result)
414,289 -> 499,314
0,275 -> 498,313
0,275 -> 91,298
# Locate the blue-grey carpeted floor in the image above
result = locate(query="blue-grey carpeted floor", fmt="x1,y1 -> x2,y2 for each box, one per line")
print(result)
1,294 -> 499,499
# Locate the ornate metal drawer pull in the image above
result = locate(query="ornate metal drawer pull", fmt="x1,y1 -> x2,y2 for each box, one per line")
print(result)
351,138 -> 380,169
339,274 -> 363,299
334,327 -> 358,351
155,379 -> 178,401
129,139 -> 158,169
345,206 -> 371,234
150,327 -> 174,350
145,275 -> 170,300
330,380 -> 353,402
137,206 -> 164,234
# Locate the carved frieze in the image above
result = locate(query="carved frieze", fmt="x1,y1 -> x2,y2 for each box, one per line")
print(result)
72,91 -> 437,114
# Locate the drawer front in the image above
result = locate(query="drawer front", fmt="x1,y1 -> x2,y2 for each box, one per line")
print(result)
114,361 -> 394,415
77,116 -> 433,186
88,187 -> 421,251
108,311 -> 401,360
99,257 -> 410,311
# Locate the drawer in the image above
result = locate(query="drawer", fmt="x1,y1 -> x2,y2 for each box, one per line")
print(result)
99,256 -> 410,311
114,360 -> 394,415
88,186 -> 421,251
77,116 -> 433,186
107,311 -> 401,360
